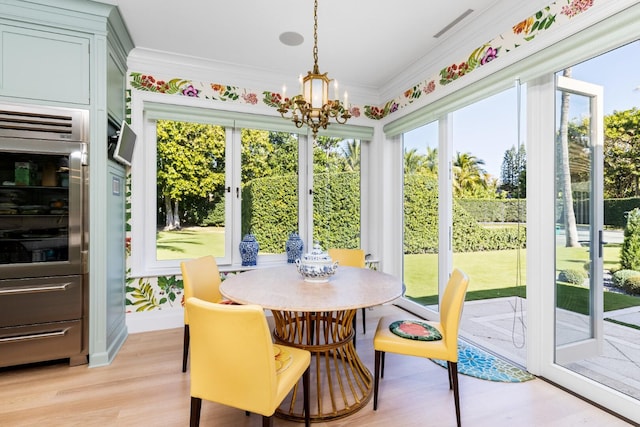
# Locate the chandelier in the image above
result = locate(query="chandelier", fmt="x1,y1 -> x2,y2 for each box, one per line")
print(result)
278,0 -> 351,138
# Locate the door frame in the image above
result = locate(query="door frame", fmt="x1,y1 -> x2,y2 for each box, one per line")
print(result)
554,74 -> 604,364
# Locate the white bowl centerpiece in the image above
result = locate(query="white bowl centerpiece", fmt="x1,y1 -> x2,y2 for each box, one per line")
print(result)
295,242 -> 338,283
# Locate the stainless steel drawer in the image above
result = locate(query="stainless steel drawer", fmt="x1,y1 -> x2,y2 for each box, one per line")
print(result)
0,275 -> 82,328
0,320 -> 82,367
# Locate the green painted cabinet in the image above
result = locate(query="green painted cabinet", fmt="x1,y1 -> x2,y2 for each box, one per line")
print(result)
0,24 -> 90,104
0,0 -> 134,367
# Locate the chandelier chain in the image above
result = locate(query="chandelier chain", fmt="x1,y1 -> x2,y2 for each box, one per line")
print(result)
313,0 -> 319,73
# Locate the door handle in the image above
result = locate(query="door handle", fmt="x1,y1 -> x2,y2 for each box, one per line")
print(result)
0,282 -> 72,295
599,230 -> 603,258
0,328 -> 70,343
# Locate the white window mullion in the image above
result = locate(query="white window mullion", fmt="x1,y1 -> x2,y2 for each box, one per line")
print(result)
228,126 -> 240,266
299,132 -> 313,249
438,113 -> 453,299
525,74 -> 555,375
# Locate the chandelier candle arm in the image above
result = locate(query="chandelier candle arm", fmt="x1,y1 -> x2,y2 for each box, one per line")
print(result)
278,0 -> 351,137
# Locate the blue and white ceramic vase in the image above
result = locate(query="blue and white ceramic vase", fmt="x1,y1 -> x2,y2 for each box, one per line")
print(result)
285,232 -> 304,264
239,233 -> 259,266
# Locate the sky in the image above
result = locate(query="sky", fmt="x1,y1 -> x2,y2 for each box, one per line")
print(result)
404,40 -> 640,180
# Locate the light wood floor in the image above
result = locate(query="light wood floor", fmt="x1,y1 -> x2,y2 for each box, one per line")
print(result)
0,304 -> 633,427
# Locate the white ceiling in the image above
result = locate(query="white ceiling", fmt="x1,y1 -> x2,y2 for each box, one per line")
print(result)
97,0 -> 550,102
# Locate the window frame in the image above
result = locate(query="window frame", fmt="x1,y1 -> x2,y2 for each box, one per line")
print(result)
129,94 -> 373,278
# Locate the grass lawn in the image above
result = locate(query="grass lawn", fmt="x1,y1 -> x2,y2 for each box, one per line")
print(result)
156,226 -> 225,260
156,229 -> 640,313
408,284 -> 639,314
405,245 -> 640,313
404,250 -> 527,297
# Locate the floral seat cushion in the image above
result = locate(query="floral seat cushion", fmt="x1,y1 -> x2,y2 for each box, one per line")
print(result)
389,320 -> 442,341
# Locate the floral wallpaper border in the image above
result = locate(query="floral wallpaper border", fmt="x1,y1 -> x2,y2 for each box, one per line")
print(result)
127,0 -> 594,122
125,0 -> 595,313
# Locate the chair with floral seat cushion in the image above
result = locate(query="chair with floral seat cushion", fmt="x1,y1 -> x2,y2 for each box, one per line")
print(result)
180,255 -> 230,372
186,298 -> 311,427
327,248 -> 367,337
373,268 -> 469,427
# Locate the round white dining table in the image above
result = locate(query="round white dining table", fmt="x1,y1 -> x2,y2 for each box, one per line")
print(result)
220,264 -> 403,422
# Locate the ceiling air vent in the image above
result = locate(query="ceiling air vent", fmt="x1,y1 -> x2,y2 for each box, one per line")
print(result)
433,9 -> 474,39
0,104 -> 87,142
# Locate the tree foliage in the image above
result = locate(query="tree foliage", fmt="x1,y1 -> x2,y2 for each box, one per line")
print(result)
453,152 -> 497,198
604,108 -> 640,198
241,128 -> 274,182
499,144 -> 526,198
156,120 -> 225,229
341,140 -> 361,171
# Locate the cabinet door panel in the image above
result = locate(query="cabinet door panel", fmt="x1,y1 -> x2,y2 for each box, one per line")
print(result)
107,50 -> 126,123
0,25 -> 90,104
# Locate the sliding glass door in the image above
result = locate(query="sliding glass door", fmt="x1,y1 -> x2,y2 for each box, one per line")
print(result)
402,122 -> 440,310
554,73 -> 604,364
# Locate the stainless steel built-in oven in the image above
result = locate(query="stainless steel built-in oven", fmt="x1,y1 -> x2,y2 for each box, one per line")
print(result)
0,104 -> 89,367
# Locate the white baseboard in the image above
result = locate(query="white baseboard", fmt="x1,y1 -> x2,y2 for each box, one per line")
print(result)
126,307 -> 275,334
126,309 -> 184,334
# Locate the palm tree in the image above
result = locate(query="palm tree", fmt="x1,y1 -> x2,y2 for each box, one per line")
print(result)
558,67 -> 581,248
452,152 -> 488,196
404,148 -> 423,174
423,146 -> 438,174
341,140 -> 361,171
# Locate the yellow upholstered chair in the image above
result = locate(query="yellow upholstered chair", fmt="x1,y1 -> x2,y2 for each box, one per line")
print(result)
186,298 -> 311,427
180,255 -> 225,372
327,248 -> 367,337
373,269 -> 469,427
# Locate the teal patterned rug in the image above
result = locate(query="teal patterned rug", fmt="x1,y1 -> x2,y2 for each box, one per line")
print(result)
431,340 -> 535,383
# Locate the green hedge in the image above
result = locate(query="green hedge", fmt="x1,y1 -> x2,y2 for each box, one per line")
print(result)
403,174 -> 439,253
241,174 -> 299,253
451,199 -> 526,252
605,198 -> 640,228
313,172 -> 361,250
572,197 -> 640,228
404,175 -> 526,254
242,172 -> 360,253
242,172 -> 526,255
430,197 -> 640,225
456,198 -> 526,223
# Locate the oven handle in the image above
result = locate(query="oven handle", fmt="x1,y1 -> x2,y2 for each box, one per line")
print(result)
0,328 -> 70,343
0,282 -> 72,295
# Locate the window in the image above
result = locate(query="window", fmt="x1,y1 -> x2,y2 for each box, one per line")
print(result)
156,120 -> 228,261
240,129 -> 299,258
402,121 -> 439,308
130,97 -> 372,277
313,137 -> 361,250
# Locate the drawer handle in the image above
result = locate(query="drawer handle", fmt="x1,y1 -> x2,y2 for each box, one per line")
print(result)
0,328 -> 70,343
0,282 -> 72,296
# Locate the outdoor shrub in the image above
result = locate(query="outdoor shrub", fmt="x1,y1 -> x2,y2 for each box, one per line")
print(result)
623,275 -> 640,295
620,208 -> 640,270
611,269 -> 640,288
200,201 -> 225,226
583,262 -> 591,276
558,269 -> 587,285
